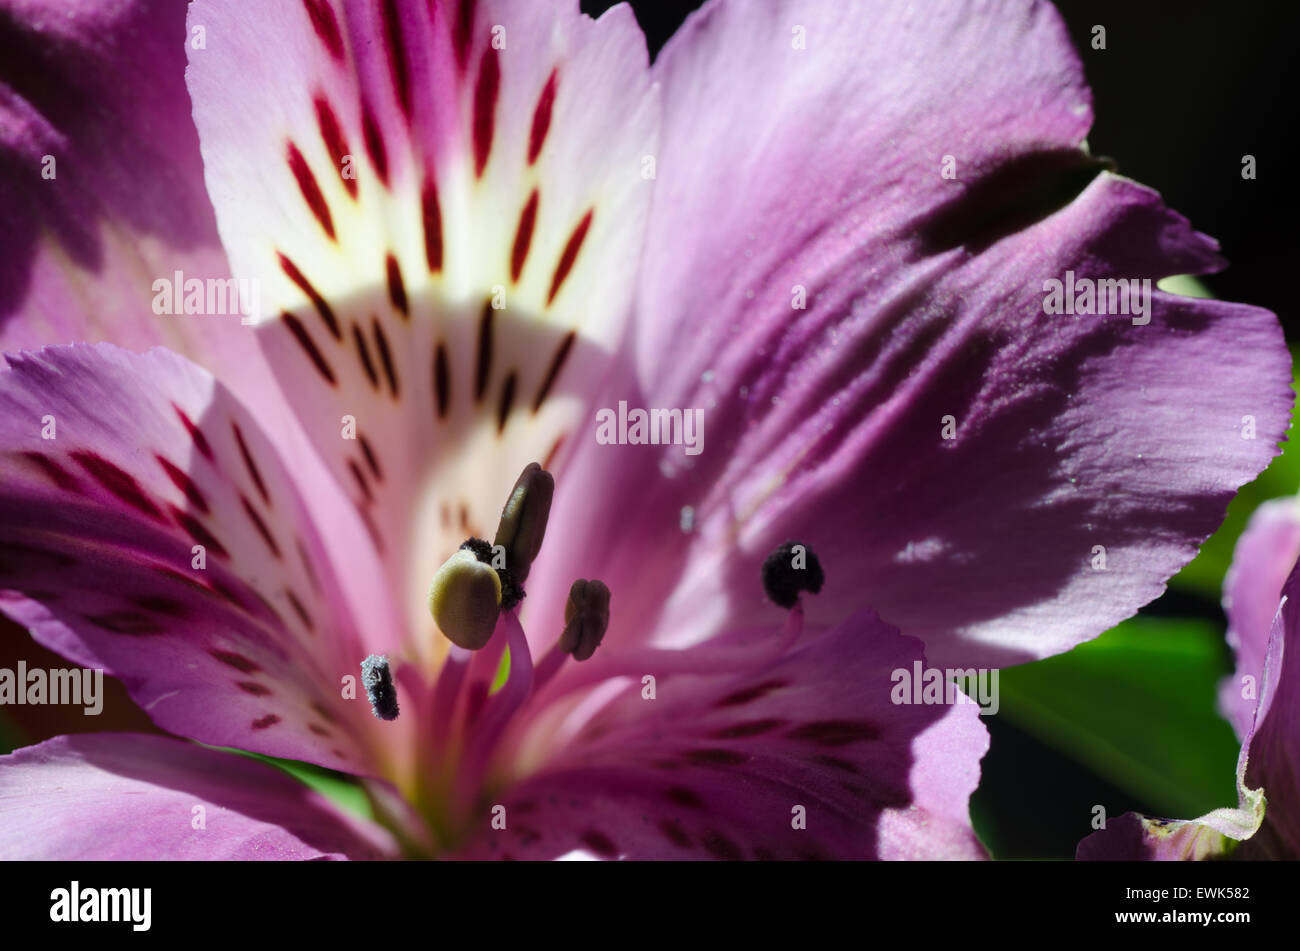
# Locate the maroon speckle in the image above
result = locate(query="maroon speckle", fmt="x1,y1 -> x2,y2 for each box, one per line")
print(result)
278,253 -> 341,340
711,718 -> 786,739
474,300 -> 494,401
385,253 -> 408,316
579,830 -> 619,859
700,829 -> 744,861
452,0 -> 475,69
531,331 -> 575,413
682,748 -> 749,767
433,342 -> 450,418
309,723 -> 331,737
155,455 -> 209,513
472,48 -> 500,177
314,95 -> 355,198
380,0 -> 412,118
241,495 -> 282,559
510,189 -> 538,282
133,595 -> 186,616
528,68 -> 558,165
352,323 -> 379,390
659,820 -> 692,849
297,538 -> 323,595
422,177 -> 443,272
665,786 -> 705,808
251,714 -> 281,730
211,649 -> 261,674
348,459 -> 372,503
785,719 -> 878,747
281,312 -> 338,386
497,371 -> 516,434
311,699 -> 340,724
358,434 -> 383,482
715,679 -> 788,709
546,209 -> 592,305
236,681 -> 273,697
170,506 -> 229,559
286,589 -> 315,632
360,102 -> 389,186
83,611 -> 163,636
286,141 -> 336,241
302,0 -> 345,60
173,405 -> 214,461
21,452 -> 80,491
70,451 -> 164,521
231,423 -> 270,506
372,318 -> 399,397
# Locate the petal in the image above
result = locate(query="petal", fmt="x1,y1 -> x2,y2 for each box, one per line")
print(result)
535,0 -> 1291,668
0,0 -> 279,409
0,344 -> 387,774
0,733 -> 397,859
453,609 -> 988,859
1220,498 -> 1300,739
184,0 -> 658,662
1079,559 -> 1300,860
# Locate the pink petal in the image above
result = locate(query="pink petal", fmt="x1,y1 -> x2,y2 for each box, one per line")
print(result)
0,733 -> 397,859
184,0 -> 658,660
454,609 -> 988,859
0,344 -> 388,773
535,0 -> 1291,668
1220,498 -> 1300,739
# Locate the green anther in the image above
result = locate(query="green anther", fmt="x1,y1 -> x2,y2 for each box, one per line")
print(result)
492,462 -> 554,584
428,548 -> 502,650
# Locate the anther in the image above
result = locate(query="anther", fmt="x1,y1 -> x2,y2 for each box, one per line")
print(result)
761,541 -> 824,608
492,462 -> 554,585
428,548 -> 502,650
361,654 -> 400,720
558,578 -> 611,661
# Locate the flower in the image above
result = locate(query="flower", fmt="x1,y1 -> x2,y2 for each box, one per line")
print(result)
0,0 -> 1289,859
1078,499 -> 1300,860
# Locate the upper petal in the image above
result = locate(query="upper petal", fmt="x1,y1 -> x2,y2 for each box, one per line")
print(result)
184,0 -> 658,664
454,609 -> 988,860
0,343 -> 388,775
534,0 -> 1292,668
0,733 -> 397,859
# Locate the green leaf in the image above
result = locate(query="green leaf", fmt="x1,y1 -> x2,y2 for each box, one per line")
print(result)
993,616 -> 1240,818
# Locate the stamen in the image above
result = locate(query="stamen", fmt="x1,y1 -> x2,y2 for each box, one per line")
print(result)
761,540 -> 825,608
492,462 -> 553,584
361,654 -> 400,720
428,548 -> 502,650
558,578 -> 611,661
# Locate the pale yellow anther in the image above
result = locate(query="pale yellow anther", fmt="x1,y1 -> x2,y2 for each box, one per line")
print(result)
428,548 -> 502,650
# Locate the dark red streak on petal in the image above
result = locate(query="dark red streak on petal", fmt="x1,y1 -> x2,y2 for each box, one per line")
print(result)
510,189 -> 538,283
497,371 -> 516,434
277,253 -> 340,340
352,323 -> 379,390
528,68 -> 558,165
231,422 -> 270,507
358,434 -> 384,482
531,330 -> 575,413
313,95 -> 356,198
241,494 -> 282,559
302,0 -> 345,61
372,318 -> 399,397
281,312 -> 337,385
547,209 -> 592,305
69,451 -> 164,521
173,404 -> 214,462
155,455 -> 209,514
170,506 -> 229,559
286,141 -> 336,241
251,714 -> 281,730
474,300 -> 494,402
452,0 -> 475,70
385,253 -> 409,317
20,452 -> 80,491
211,649 -> 261,674
381,0 -> 412,118
433,342 -> 450,418
422,177 -> 443,272
361,103 -> 390,186
472,48 -> 500,178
